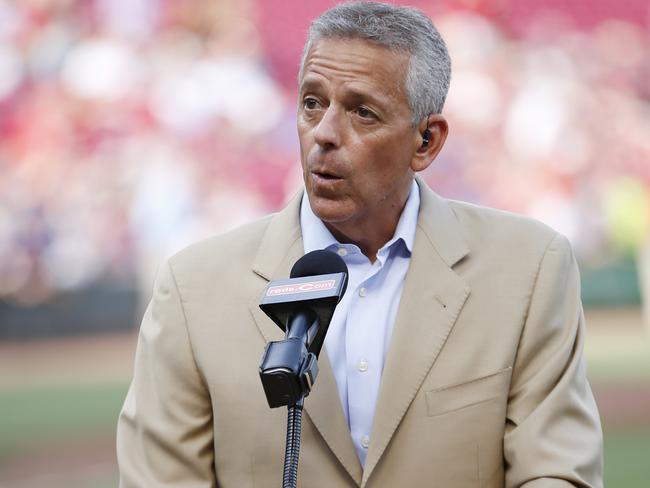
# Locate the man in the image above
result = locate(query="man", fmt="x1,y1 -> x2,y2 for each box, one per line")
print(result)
117,2 -> 603,487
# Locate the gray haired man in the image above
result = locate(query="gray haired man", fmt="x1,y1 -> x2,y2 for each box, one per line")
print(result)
117,3 -> 603,487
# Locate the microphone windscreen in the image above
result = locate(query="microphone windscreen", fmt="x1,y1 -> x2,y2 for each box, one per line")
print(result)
290,250 -> 349,297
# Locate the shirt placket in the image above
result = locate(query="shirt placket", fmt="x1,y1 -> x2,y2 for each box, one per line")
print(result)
346,258 -> 385,464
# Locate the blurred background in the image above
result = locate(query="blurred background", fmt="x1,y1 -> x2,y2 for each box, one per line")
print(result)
0,0 -> 648,486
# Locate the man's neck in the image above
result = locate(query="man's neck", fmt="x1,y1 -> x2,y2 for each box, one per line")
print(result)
300,178 -> 420,263
323,194 -> 410,263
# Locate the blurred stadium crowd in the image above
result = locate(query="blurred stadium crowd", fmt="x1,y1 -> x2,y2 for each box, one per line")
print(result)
0,0 -> 648,310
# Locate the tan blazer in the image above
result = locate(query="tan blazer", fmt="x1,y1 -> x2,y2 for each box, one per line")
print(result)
117,178 -> 603,487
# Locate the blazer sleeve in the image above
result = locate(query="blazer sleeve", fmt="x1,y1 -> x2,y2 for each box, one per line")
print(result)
116,260 -> 217,487
504,233 -> 603,488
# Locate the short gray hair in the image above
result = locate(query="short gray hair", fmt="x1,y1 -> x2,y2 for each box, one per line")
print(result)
299,1 -> 451,125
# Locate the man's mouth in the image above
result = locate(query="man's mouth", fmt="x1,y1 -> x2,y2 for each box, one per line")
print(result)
313,170 -> 342,180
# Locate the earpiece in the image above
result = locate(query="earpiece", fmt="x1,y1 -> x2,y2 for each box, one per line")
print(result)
421,129 -> 431,148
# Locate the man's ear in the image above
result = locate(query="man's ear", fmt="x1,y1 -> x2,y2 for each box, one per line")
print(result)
411,114 -> 448,172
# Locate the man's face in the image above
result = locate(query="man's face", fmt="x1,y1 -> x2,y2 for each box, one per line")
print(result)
297,38 -> 421,230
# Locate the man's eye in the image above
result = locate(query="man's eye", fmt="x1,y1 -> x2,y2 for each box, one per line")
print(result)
304,98 -> 319,110
356,106 -> 375,119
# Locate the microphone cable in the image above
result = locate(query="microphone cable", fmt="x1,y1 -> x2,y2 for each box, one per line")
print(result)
283,398 -> 304,488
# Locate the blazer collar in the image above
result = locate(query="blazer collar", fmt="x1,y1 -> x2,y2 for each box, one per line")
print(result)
413,174 -> 469,268
251,191 -> 303,282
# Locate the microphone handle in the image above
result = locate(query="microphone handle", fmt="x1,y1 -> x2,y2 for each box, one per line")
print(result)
286,310 -> 316,346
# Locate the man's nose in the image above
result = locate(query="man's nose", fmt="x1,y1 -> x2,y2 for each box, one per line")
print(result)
313,106 -> 343,149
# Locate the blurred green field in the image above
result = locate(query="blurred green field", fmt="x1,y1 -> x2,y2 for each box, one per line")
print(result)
603,429 -> 650,487
0,382 -> 127,460
1,307 -> 649,487
0,383 -> 125,488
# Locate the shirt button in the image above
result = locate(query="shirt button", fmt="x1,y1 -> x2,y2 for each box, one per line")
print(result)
361,435 -> 370,449
359,287 -> 367,297
357,359 -> 368,372
337,247 -> 347,257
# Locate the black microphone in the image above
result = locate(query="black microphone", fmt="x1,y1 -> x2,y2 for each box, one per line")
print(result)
258,250 -> 348,408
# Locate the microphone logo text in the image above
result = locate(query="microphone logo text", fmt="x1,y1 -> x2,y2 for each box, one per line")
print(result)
267,279 -> 336,297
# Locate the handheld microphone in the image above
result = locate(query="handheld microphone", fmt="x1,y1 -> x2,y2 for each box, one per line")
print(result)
258,250 -> 348,408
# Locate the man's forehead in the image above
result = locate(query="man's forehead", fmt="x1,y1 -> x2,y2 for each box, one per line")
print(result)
299,38 -> 409,97
302,37 -> 408,72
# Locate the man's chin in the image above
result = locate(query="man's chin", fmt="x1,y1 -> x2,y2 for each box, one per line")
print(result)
308,196 -> 354,224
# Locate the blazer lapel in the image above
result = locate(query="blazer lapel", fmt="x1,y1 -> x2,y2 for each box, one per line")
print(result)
248,192 -> 363,486
361,179 -> 471,486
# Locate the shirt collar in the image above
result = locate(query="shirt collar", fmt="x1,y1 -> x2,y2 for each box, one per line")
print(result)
300,179 -> 420,256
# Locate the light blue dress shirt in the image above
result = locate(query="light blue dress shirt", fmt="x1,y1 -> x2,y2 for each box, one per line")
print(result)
300,180 -> 420,465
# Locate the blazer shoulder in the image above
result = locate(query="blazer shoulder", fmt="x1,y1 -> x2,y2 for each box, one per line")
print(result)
445,199 -> 563,256
167,213 -> 274,280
